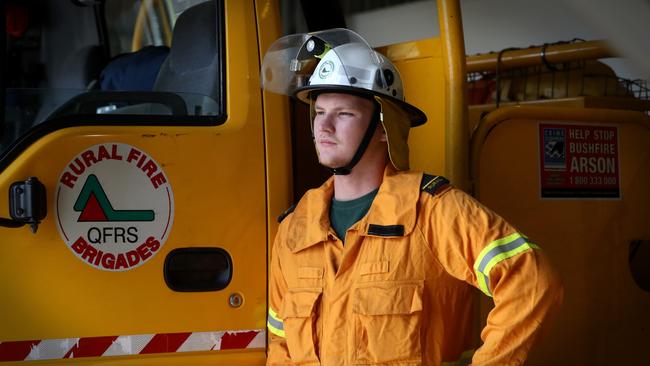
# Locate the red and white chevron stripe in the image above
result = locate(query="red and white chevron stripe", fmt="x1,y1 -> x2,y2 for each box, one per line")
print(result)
0,329 -> 265,362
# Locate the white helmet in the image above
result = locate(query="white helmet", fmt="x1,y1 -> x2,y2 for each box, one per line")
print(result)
261,28 -> 426,172
296,40 -> 403,98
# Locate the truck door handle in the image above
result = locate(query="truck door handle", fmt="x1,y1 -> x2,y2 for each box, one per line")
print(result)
164,247 -> 233,292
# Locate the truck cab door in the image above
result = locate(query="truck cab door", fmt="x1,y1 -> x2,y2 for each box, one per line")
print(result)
0,1 -> 272,365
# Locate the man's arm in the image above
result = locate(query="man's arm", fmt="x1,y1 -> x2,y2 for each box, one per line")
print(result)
267,227 -> 292,365
471,243 -> 562,365
425,189 -> 563,365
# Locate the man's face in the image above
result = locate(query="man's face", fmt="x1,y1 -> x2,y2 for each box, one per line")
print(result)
313,93 -> 379,168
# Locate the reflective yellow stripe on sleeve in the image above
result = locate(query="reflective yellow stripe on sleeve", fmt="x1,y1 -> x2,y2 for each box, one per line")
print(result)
267,307 -> 285,338
473,232 -> 540,297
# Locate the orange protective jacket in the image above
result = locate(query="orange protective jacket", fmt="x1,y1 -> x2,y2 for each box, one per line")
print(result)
267,167 -> 562,366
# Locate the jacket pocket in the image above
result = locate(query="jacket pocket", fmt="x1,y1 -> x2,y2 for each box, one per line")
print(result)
279,287 -> 323,365
359,261 -> 390,276
353,281 -> 423,365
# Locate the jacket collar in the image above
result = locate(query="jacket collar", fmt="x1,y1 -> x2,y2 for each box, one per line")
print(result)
285,165 -> 422,253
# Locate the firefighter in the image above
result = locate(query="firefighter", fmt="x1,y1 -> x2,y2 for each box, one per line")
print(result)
262,28 -> 562,366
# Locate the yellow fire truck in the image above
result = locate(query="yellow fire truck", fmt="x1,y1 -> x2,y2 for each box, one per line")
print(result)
1,0 -> 648,365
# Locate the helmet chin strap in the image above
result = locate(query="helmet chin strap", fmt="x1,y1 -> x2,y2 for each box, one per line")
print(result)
329,104 -> 381,175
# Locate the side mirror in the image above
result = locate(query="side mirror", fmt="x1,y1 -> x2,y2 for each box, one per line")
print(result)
8,177 -> 47,233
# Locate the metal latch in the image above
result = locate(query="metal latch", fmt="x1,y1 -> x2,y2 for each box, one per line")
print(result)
5,177 -> 47,233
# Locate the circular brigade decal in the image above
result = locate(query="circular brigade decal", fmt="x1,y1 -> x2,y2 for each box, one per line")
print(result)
55,143 -> 174,271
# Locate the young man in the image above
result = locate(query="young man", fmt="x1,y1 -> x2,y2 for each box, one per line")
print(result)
262,29 -> 562,366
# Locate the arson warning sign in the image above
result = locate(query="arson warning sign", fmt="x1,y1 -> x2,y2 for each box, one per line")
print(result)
55,143 -> 174,271
539,123 -> 620,199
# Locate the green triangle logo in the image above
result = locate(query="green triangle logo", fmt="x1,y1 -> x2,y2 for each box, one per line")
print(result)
73,174 -> 154,222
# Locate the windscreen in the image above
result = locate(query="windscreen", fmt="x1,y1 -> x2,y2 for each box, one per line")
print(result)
2,0 -> 223,160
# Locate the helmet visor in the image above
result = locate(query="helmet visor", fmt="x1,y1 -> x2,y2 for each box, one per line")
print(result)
261,28 -> 382,95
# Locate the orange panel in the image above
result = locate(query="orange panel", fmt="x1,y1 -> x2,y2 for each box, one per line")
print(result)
475,107 -> 650,364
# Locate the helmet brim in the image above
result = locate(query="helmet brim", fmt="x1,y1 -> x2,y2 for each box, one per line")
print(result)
294,85 -> 427,127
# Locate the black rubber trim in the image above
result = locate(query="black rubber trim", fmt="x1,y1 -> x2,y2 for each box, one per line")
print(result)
629,240 -> 650,292
0,0 -> 227,172
213,0 -> 226,121
367,224 -> 404,237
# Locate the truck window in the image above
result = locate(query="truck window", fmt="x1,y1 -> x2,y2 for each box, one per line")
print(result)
106,0 -> 208,55
2,0 -> 224,166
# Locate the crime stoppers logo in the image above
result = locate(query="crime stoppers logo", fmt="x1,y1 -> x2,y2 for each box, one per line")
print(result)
56,143 -> 174,271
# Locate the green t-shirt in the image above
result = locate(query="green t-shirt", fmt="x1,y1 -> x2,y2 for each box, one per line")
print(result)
329,188 -> 379,243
